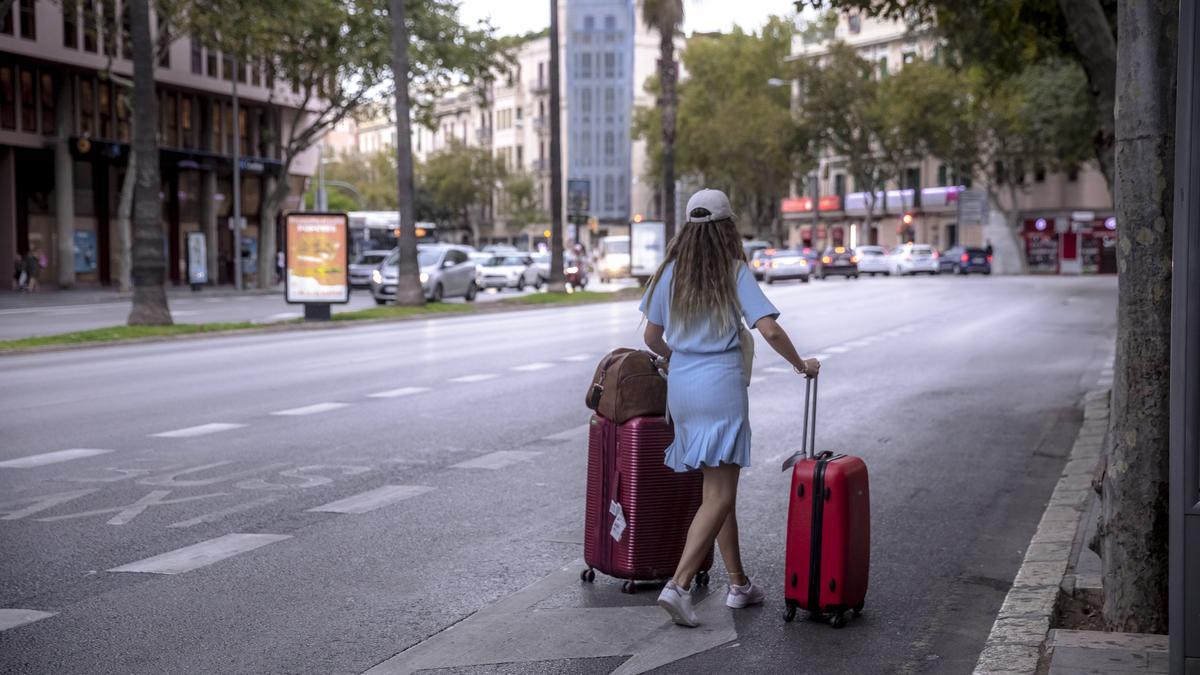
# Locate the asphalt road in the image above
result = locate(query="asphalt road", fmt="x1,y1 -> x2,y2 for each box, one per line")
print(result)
0,279 -> 636,341
0,274 -> 1116,674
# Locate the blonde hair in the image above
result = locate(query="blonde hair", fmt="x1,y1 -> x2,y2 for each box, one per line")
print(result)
644,216 -> 746,334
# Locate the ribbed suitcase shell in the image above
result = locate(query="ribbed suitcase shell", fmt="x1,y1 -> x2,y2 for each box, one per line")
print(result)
784,453 -> 870,616
583,414 -> 711,581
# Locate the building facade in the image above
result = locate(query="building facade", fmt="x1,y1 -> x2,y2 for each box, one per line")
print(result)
788,12 -> 1114,273
0,0 -> 316,289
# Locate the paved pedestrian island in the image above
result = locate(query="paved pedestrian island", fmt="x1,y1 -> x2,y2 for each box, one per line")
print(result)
1044,630 -> 1168,674
363,561 -> 737,675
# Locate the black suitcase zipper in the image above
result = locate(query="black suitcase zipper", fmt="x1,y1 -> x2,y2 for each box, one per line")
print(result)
807,456 -> 828,612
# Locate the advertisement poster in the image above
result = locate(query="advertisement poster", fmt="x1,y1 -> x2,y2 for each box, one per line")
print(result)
187,232 -> 208,284
286,213 -> 349,304
73,231 -> 97,273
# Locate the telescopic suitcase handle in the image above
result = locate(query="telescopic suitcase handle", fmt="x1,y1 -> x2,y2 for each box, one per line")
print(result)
781,374 -> 818,472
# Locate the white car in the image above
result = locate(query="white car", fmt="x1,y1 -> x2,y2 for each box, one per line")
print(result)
854,245 -> 891,276
531,252 -> 551,282
763,249 -> 812,284
477,254 -> 542,291
889,244 -> 941,275
370,245 -> 478,303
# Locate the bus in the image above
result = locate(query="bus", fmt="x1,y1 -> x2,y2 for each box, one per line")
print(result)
346,211 -> 438,260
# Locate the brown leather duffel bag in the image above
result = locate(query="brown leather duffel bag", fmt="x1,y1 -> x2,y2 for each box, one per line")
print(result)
585,348 -> 667,424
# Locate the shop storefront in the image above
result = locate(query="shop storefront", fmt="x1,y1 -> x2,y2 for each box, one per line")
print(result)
1021,213 -> 1117,274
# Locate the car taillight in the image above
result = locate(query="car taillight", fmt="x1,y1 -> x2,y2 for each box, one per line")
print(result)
822,256 -> 832,264
987,255 -> 993,263
932,251 -> 940,259
961,253 -> 970,262
850,256 -> 858,263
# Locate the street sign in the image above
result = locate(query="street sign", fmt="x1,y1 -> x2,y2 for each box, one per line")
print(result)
284,212 -> 350,308
957,190 -> 988,225
568,179 -> 590,215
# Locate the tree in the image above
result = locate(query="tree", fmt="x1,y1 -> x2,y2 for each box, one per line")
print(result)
318,149 -> 399,210
636,17 -> 799,239
641,0 -> 683,241
389,0 -> 422,306
125,0 -> 170,325
501,172 -> 549,232
416,141 -> 504,244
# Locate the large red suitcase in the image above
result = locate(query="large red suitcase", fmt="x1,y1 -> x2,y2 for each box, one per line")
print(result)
782,376 -> 870,627
582,414 -> 712,593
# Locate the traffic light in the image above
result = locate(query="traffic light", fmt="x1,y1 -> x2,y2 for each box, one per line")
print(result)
902,213 -> 914,225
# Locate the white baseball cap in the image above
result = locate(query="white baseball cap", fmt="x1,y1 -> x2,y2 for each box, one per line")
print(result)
685,188 -> 733,223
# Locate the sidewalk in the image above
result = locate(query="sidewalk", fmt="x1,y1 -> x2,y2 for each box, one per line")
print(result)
0,284 -> 282,309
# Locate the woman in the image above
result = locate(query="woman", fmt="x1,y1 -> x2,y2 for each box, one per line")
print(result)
640,188 -> 819,627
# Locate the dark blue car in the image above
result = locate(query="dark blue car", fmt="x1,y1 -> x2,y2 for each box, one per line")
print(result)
939,246 -> 992,275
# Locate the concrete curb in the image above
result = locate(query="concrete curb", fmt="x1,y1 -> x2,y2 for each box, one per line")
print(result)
0,290 -> 643,357
972,387 -> 1110,675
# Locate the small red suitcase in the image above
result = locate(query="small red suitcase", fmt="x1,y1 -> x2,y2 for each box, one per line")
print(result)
782,376 -> 870,627
582,414 -> 712,593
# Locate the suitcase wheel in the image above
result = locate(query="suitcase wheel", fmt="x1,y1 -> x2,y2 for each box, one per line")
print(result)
695,570 -> 710,587
830,611 -> 848,629
580,568 -> 596,583
784,602 -> 798,623
852,601 -> 864,616
621,580 -> 637,594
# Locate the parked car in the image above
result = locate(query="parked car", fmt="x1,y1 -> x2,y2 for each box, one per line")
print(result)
888,243 -> 940,275
750,248 -> 777,280
349,249 -> 392,288
939,246 -> 993,275
742,240 -> 773,264
818,246 -> 859,279
482,244 -> 519,254
478,254 -> 542,291
763,249 -> 812,284
370,244 -> 478,304
853,245 -> 891,276
530,252 -> 552,282
565,253 -> 589,289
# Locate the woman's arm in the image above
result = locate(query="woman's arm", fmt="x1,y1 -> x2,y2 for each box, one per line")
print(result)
754,316 -> 820,377
644,322 -> 672,361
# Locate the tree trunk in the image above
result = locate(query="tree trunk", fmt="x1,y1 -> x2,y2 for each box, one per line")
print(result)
1100,0 -> 1175,633
660,21 -> 677,242
1057,0 -> 1117,190
547,0 -> 566,292
389,0 -> 424,306
115,147 -> 135,292
256,108 -> 280,288
126,0 -> 171,325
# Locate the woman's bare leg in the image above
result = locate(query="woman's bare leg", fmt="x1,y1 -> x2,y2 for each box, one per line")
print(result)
672,463 -> 740,588
716,510 -> 748,586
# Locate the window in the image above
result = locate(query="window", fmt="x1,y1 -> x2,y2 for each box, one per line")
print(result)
19,0 -> 34,39
604,15 -> 615,30
223,53 -> 233,81
581,88 -> 591,113
102,0 -> 115,55
191,37 -> 203,74
206,48 -> 217,78
98,81 -> 112,138
1034,163 -> 1046,182
116,89 -> 129,141
848,14 -> 861,34
1067,165 -> 1079,182
19,68 -> 34,132
604,175 -> 614,210
834,174 -> 846,198
580,53 -> 592,79
516,145 -> 523,166
120,0 -> 131,58
937,164 -> 947,186
39,72 -> 54,135
994,161 -> 1006,184
62,0 -> 77,48
236,60 -> 246,84
238,107 -> 249,155
0,3 -> 11,35
877,57 -> 888,79
604,131 -> 614,165
904,167 -> 920,191
82,0 -> 97,52
181,96 -> 193,148
604,87 -> 614,115
157,17 -> 169,67
250,62 -> 261,87
0,66 -> 13,130
584,15 -> 594,30
211,101 -> 222,152
902,52 -> 916,65
604,53 -> 615,78
537,61 -> 544,87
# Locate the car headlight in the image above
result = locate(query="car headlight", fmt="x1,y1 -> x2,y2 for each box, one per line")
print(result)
371,269 -> 382,284
566,266 -> 578,274
419,272 -> 429,283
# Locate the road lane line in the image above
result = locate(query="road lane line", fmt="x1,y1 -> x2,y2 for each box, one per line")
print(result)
270,402 -> 350,416
451,450 -> 541,470
763,366 -> 792,374
265,312 -> 303,320
543,423 -> 591,443
0,609 -> 56,632
108,533 -> 292,575
367,387 -> 430,399
825,346 -> 850,354
151,423 -> 246,438
847,339 -> 871,348
812,353 -> 830,361
167,495 -> 284,529
0,448 -> 112,469
307,485 -> 434,514
511,362 -> 554,372
561,354 -> 592,362
449,374 -> 498,383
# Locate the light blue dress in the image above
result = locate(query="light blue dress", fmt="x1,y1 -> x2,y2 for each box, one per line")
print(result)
639,261 -> 780,472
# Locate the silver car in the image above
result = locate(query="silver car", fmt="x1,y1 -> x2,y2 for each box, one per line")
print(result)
349,249 -> 391,288
477,254 -> 542,291
763,249 -> 812,284
370,245 -> 478,304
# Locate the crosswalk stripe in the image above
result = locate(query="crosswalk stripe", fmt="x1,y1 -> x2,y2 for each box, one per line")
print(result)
307,485 -> 434,514
270,402 -> 349,416
167,495 -> 283,529
511,363 -> 554,372
108,533 -> 291,575
367,387 -> 430,399
151,423 -> 246,438
451,450 -> 541,470
449,373 -> 498,383
0,609 -> 56,632
561,354 -> 592,362
542,423 -> 591,443
0,448 -> 112,469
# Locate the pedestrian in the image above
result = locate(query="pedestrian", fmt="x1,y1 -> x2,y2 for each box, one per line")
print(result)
276,249 -> 285,284
23,249 -> 41,292
639,189 -> 820,627
986,240 -> 994,257
12,255 -> 24,290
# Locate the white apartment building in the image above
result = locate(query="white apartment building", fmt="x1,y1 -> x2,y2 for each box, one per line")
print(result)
789,12 -> 1115,274
0,0 -> 319,288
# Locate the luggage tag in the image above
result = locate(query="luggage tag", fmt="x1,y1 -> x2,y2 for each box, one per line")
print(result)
609,500 -> 627,541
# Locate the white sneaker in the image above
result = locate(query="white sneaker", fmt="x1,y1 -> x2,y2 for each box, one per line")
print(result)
725,580 -> 765,609
657,581 -> 700,627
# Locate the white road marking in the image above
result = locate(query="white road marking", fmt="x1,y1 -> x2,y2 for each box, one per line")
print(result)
270,402 -> 349,416
108,533 -> 292,575
451,450 -> 541,470
151,423 -> 246,438
511,363 -> 554,372
542,423 -> 591,443
167,495 -> 284,528
367,387 -> 430,399
0,609 -> 56,632
812,353 -> 830,361
449,373 -> 498,383
265,312 -> 303,320
561,354 -> 592,362
307,485 -> 434,514
39,489 -> 228,525
825,346 -> 850,354
170,310 -> 200,317
0,448 -> 112,469
847,339 -> 871,348
763,366 -> 792,374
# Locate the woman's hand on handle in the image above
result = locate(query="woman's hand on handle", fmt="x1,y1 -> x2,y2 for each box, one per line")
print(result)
797,358 -> 821,378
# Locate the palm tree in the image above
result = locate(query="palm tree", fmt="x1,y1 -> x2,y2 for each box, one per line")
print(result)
126,0 -> 171,325
641,0 -> 683,241
388,0 -> 424,306
547,0 -> 566,292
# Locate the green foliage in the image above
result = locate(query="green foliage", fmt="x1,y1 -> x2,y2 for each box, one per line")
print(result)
415,140 -> 505,229
0,322 -> 258,351
500,173 -> 547,230
318,149 -> 400,210
634,16 -> 801,234
331,302 -> 476,321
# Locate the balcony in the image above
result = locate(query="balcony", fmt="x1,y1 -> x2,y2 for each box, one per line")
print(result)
533,117 -> 548,135
530,80 -> 549,95
532,158 -> 549,172
475,127 -> 492,144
